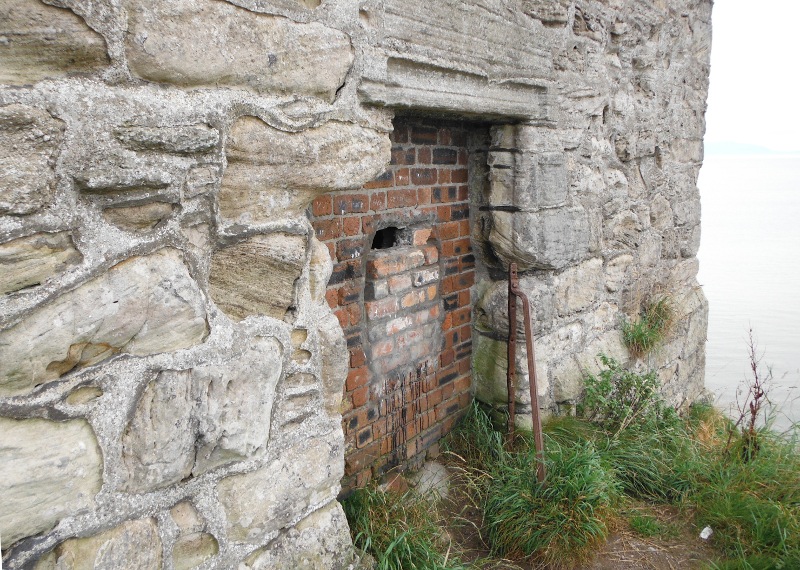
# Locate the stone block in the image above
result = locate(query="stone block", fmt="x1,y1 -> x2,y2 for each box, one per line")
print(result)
604,254 -> 634,293
0,418 -> 102,547
514,152 -> 569,210
39,518 -> 162,570
0,249 -> 208,397
0,232 -> 82,295
220,117 -> 389,223
209,233 -> 306,321
489,206 -> 590,270
242,503 -> 355,570
113,124 -> 219,155
0,104 -> 66,215
125,0 -> 352,101
102,202 -> 176,231
0,0 -> 109,85
555,257 -> 603,316
218,431 -> 344,544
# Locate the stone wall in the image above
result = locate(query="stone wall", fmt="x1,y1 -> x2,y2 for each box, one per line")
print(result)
1,0 -> 711,568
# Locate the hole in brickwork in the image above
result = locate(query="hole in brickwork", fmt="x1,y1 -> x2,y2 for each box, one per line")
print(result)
372,226 -> 399,250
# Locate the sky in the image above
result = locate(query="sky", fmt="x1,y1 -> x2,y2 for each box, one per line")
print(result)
704,1 -> 800,153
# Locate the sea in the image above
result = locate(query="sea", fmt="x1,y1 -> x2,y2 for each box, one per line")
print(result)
697,153 -> 800,432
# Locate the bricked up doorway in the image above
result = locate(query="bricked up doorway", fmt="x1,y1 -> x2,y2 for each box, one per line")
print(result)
310,116 -> 489,490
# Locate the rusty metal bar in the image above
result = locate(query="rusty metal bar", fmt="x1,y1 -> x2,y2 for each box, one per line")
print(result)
508,263 -> 547,483
507,266 -> 517,442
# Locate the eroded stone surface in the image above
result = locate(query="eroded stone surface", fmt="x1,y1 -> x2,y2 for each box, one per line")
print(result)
220,117 -> 390,223
102,202 -> 176,231
40,518 -> 162,570
125,0 -> 353,101
209,233 -> 306,321
0,249 -> 208,397
0,418 -> 103,546
218,431 -> 343,544
0,104 -> 66,215
242,502 -> 355,570
121,336 -> 283,491
0,0 -> 109,85
113,124 -> 219,155
0,232 -> 82,295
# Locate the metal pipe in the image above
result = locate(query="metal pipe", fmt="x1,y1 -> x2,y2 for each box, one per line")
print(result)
508,263 -> 546,483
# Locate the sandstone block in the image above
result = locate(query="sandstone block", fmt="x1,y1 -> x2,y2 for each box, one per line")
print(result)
220,117 -> 390,223
102,202 -> 176,231
113,124 -> 219,155
242,503 -> 355,570
489,206 -> 590,270
0,104 -> 66,215
0,0 -> 109,85
209,233 -> 306,321
124,0 -> 352,101
121,336 -> 283,491
40,518 -> 162,570
0,232 -> 82,295
0,248 -> 208,397
514,152 -> 569,210
604,254 -> 634,293
218,432 -> 344,544
555,257 -> 603,316
0,418 -> 102,546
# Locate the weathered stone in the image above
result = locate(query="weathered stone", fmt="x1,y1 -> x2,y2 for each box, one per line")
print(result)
242,503 -> 355,570
124,0 -> 353,101
209,233 -> 306,321
0,232 -> 82,295
555,257 -> 603,316
219,117 -> 390,223
490,206 -> 590,270
218,431 -> 343,544
0,104 -> 66,215
515,152 -> 569,210
0,249 -> 208,397
102,202 -> 176,231
121,337 -> 283,491
65,385 -> 103,406
44,518 -> 162,570
309,236 -> 333,305
0,0 -> 109,85
605,254 -> 634,292
113,124 -> 219,155
0,418 -> 102,546
473,334 -> 548,409
173,532 -> 218,570
650,193 -> 673,230
522,0 -> 572,26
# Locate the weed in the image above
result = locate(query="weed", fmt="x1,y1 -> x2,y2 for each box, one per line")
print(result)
621,296 -> 674,358
342,485 -> 467,570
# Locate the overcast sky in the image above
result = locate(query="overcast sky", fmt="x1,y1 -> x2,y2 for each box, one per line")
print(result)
704,0 -> 800,153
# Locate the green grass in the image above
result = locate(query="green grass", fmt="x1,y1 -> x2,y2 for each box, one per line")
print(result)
621,296 -> 674,358
342,485 -> 467,570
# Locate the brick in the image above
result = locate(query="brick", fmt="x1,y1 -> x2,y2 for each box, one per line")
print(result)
352,386 -> 369,407
422,245 -> 439,264
426,284 -> 438,301
314,218 -> 342,241
451,130 -> 468,147
454,375 -> 471,393
458,290 -> 471,307
441,238 -> 470,257
363,170 -> 393,189
440,348 -> 455,367
410,125 -> 438,144
371,339 -> 394,357
388,273 -> 412,293
458,149 -> 468,165
412,228 -> 432,245
343,216 -> 361,236
329,259 -> 362,286
387,188 -> 417,209
433,148 -> 458,164
437,169 -> 451,183
459,220 -> 471,237
350,346 -> 366,368
365,279 -> 389,300
356,469 -> 372,488
417,187 -> 431,205
400,289 -> 426,309
325,288 -> 338,309
345,440 -> 381,475
366,250 -> 425,278
411,168 -> 437,185
334,193 -> 369,214
450,203 -> 470,220
460,252 -> 475,268
357,426 -> 373,448
457,185 -> 469,201
390,146 -> 415,165
334,308 -> 349,328
337,238 -> 364,261
347,302 -> 362,325
393,124 -> 409,143
370,191 -> 387,212
365,296 -> 399,320
438,221 -> 460,240
412,268 -> 439,287
417,147 -> 431,164
338,283 -> 360,305
458,357 -> 471,374
395,168 -> 410,186
451,168 -> 469,183
437,206 -> 452,222
386,315 -> 413,336
437,367 -> 458,386
438,128 -> 452,146
312,195 -> 332,216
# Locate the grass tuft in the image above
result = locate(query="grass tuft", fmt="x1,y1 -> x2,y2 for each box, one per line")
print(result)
621,296 -> 674,358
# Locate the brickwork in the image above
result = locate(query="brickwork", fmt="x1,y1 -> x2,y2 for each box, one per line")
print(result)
310,117 -> 478,489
